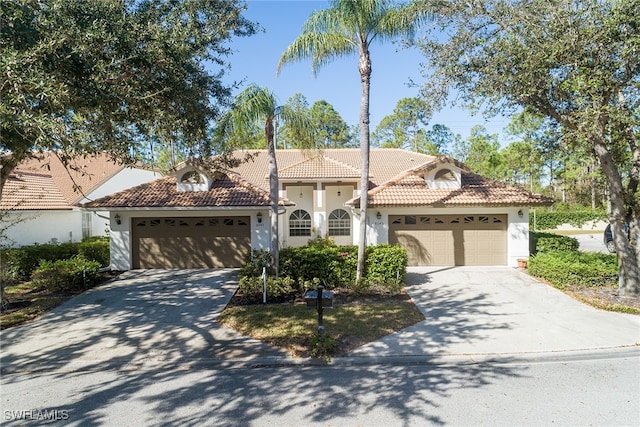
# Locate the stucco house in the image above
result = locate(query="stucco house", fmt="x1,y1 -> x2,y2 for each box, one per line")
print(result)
83,149 -> 553,270
0,152 -> 160,247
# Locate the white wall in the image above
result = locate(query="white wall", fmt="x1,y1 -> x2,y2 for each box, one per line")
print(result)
2,168 -> 161,248
368,206 -> 531,268
2,209 -> 83,247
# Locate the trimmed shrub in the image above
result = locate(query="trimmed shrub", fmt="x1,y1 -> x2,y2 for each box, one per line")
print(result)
31,256 -> 101,292
238,276 -> 295,301
239,249 -> 274,278
78,237 -> 110,267
528,251 -> 618,289
1,242 -> 79,283
241,242 -> 408,294
530,232 -> 579,254
365,244 -> 407,288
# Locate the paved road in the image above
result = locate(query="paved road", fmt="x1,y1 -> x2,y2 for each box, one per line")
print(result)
574,232 -> 609,253
2,352 -> 639,426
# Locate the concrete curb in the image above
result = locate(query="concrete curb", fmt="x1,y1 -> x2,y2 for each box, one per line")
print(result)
3,345 -> 638,375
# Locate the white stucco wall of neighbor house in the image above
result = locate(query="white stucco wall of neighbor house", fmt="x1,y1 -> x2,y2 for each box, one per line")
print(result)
108,209 -> 266,271
367,206 -> 531,268
3,210 -> 83,247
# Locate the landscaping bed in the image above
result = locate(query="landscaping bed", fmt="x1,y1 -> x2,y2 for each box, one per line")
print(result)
218,288 -> 425,358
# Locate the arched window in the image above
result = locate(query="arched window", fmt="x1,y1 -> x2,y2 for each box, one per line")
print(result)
181,170 -> 203,184
328,209 -> 350,236
435,168 -> 456,181
289,209 -> 311,236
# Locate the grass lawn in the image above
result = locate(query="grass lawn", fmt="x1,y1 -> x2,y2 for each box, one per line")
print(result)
1,271 -> 120,329
217,293 -> 425,358
1,282 -> 81,329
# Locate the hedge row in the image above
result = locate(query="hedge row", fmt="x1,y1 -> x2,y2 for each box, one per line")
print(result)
532,208 -> 607,230
530,231 -> 579,254
239,240 -> 408,301
528,251 -> 618,289
0,237 -> 110,285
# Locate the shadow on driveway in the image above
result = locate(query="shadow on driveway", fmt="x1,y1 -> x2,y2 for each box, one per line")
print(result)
0,269 -> 288,372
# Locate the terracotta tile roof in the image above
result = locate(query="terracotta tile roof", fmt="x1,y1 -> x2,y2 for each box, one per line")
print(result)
279,155 -> 361,180
347,168 -> 554,207
231,148 -> 437,189
1,152 -> 134,210
1,171 -> 71,210
83,172 -> 293,209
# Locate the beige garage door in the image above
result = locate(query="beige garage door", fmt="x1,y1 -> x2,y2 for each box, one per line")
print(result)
389,214 -> 507,266
132,217 -> 250,268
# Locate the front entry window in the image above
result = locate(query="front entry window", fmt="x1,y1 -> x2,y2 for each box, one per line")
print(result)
328,209 -> 350,236
289,209 -> 311,236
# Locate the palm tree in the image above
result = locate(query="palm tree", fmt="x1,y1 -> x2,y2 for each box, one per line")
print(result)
277,0 -> 431,281
220,84 -> 312,276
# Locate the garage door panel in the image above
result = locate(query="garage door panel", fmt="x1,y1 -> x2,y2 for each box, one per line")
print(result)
391,230 -> 455,266
390,214 -> 507,266
132,217 -> 250,269
463,230 -> 506,266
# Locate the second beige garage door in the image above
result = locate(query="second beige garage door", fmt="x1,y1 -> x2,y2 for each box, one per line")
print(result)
132,217 -> 251,269
389,214 -> 507,266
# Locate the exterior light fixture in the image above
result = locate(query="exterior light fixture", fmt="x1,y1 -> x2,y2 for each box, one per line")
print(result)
376,211 -> 382,220
518,209 -> 524,218
337,190 -> 341,197
115,214 -> 122,225
257,212 -> 263,223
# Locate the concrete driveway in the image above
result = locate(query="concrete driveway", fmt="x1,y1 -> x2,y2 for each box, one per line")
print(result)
350,266 -> 640,358
1,269 -> 287,372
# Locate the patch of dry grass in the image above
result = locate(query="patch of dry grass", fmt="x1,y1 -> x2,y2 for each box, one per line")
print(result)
217,294 -> 425,357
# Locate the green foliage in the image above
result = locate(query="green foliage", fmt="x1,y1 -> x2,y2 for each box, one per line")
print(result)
532,208 -> 608,230
1,243 -> 79,283
31,256 -> 101,292
1,0 -> 256,183
308,332 -> 338,360
242,241 -> 408,293
361,245 -> 407,293
277,242 -> 406,293
77,237 -> 110,267
239,249 -> 274,278
530,232 -> 579,254
280,242 -> 357,289
238,276 -> 295,302
528,251 -> 618,289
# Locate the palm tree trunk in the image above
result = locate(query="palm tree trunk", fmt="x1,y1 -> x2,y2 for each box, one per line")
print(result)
356,48 -> 372,282
265,118 -> 280,277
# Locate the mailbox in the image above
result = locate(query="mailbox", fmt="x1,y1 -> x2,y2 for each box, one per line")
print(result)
304,289 -> 334,308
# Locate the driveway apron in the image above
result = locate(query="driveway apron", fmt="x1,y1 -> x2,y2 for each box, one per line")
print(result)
350,266 -> 640,358
1,269 -> 287,371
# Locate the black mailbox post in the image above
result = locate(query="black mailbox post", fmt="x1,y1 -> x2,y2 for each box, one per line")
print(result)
304,285 -> 333,334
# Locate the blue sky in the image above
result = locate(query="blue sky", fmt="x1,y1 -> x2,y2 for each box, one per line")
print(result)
221,0 -> 511,142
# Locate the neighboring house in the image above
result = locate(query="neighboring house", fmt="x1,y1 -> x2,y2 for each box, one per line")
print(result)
83,149 -> 553,270
0,152 -> 160,247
